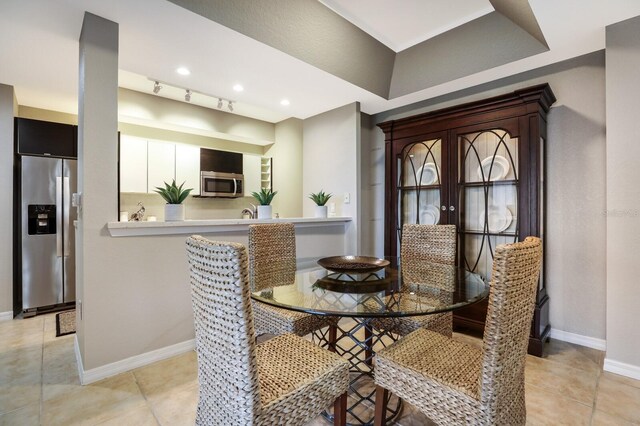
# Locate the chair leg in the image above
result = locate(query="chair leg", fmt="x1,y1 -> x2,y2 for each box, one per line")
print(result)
333,392 -> 347,426
374,385 -> 389,426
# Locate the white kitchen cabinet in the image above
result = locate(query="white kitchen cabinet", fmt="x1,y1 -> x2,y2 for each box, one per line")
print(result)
147,140 -> 176,192
175,144 -> 201,196
120,135 -> 148,193
243,154 -> 262,196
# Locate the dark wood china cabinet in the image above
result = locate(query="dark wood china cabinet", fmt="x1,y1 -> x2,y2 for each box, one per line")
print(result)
378,84 -> 556,356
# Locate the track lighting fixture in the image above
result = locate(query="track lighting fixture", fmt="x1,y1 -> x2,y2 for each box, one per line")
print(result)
148,78 -> 236,113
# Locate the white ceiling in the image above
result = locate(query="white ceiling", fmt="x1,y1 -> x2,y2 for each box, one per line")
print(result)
1,0 -> 640,125
320,0 -> 494,52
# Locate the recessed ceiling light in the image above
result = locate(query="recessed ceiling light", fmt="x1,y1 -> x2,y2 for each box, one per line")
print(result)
233,84 -> 244,92
176,67 -> 190,76
280,99 -> 290,106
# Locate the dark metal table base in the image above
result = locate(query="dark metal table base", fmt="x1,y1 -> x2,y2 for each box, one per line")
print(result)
313,317 -> 402,426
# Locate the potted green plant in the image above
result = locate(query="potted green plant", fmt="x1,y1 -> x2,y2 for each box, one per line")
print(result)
154,180 -> 193,221
309,190 -> 332,218
251,187 -> 278,219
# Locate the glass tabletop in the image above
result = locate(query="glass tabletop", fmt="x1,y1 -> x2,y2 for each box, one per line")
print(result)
251,257 -> 489,318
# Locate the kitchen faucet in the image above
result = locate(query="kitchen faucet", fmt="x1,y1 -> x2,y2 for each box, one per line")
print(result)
241,203 -> 257,219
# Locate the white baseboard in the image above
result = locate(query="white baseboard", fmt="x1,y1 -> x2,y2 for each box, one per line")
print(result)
549,328 -> 607,351
0,311 -> 13,322
76,338 -> 195,385
604,358 -> 640,381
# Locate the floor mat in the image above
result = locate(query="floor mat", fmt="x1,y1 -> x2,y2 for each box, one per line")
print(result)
56,310 -> 76,337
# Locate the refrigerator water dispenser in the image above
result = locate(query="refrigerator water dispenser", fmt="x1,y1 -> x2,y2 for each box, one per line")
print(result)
27,204 -> 56,235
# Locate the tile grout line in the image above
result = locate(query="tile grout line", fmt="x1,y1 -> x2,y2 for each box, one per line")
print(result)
588,366 -> 602,425
523,380 -> 596,409
131,370 -> 163,426
529,349 -> 605,376
40,316 -> 45,426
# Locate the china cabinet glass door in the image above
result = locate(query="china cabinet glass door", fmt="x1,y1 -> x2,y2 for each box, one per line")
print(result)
458,128 -> 519,281
396,138 -> 444,256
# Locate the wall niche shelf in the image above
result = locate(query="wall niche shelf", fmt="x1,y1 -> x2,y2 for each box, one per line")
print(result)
260,157 -> 272,190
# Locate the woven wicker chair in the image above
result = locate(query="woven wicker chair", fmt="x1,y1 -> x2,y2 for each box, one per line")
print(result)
249,223 -> 325,337
373,224 -> 457,337
186,236 -> 350,426
373,237 -> 543,426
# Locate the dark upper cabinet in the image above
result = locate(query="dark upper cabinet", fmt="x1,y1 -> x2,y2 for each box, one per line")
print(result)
200,148 -> 243,174
15,118 -> 77,158
378,84 -> 556,357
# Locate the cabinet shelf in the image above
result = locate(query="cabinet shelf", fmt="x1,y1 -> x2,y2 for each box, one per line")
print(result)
397,185 -> 440,191
459,230 -> 518,237
459,179 -> 518,187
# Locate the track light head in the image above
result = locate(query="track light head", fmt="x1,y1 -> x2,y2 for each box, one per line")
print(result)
153,81 -> 162,94
217,98 -> 223,109
185,90 -> 192,102
228,101 -> 233,112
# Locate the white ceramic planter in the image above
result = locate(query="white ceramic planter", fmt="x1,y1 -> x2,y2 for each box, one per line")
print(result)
165,204 -> 185,222
257,205 -> 272,219
314,205 -> 328,218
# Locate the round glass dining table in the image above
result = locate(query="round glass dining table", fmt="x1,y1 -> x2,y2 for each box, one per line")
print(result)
251,257 -> 489,426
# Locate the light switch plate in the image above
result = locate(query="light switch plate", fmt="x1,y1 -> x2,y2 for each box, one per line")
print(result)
344,192 -> 350,204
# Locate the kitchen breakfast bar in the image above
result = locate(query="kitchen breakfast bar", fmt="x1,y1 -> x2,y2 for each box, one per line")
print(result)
106,217 -> 354,257
68,217 -> 353,384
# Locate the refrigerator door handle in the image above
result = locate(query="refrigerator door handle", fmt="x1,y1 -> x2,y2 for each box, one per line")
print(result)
56,176 -> 62,257
63,177 -> 70,257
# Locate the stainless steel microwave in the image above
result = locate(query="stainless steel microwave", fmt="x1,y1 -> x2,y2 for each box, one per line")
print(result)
200,171 -> 244,198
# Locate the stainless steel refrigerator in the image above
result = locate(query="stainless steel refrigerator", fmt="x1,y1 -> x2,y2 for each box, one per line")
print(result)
20,156 -> 76,315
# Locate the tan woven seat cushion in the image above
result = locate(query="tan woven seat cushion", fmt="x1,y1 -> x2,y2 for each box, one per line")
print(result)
256,333 -> 349,422
252,300 -> 326,337
376,328 -> 482,401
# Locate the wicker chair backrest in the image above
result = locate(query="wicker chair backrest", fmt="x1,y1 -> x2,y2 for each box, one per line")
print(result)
480,236 -> 543,422
400,224 -> 457,285
186,236 -> 261,425
248,223 -> 297,292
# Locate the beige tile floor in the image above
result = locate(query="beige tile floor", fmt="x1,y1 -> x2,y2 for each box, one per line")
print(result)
1,314 -> 639,425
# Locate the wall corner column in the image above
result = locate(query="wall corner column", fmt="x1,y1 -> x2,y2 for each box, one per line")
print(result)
604,15 -> 640,380
0,84 -> 16,317
76,12 -> 119,377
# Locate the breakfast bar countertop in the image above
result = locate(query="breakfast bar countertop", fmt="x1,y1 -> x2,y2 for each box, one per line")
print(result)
106,216 -> 352,237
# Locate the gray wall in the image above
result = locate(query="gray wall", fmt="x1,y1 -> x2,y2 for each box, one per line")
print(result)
303,103 -> 361,254
167,0 -> 395,98
359,112 -> 385,256
390,12 -> 547,98
0,84 -> 15,315
605,16 -> 640,371
364,52 -> 607,340
268,118 -> 304,218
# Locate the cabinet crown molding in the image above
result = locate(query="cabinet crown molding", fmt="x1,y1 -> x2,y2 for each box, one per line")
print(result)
378,84 -> 556,134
